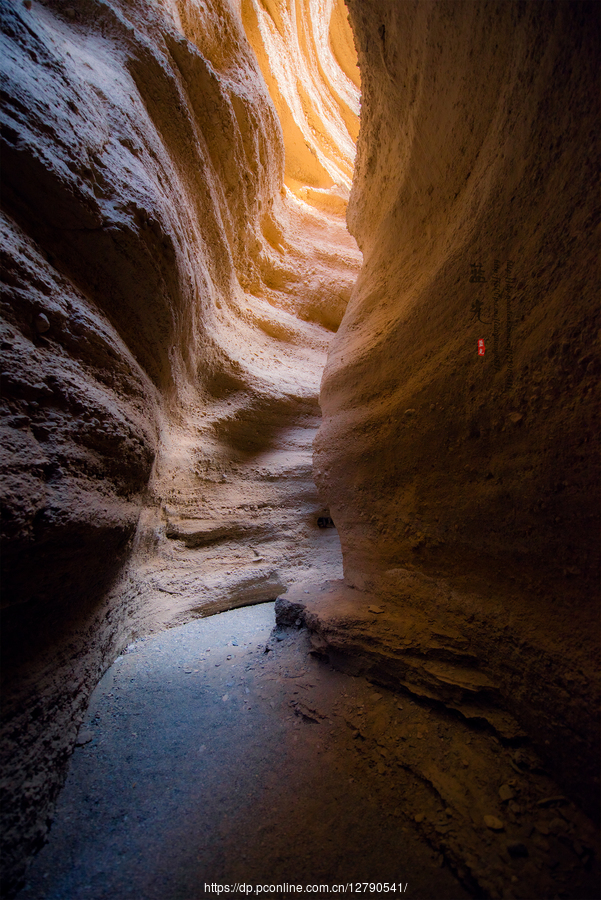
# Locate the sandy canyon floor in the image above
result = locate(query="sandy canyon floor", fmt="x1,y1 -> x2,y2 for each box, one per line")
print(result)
17,601 -> 599,900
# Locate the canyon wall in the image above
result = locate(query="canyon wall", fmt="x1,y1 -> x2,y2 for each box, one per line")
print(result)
314,0 -> 600,818
0,0 -> 359,892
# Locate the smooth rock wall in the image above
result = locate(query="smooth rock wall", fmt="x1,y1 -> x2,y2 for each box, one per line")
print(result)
315,0 -> 600,816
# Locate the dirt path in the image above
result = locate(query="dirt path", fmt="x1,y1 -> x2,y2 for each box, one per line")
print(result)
18,601 -> 598,900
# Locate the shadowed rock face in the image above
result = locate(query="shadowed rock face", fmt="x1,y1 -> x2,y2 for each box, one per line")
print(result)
0,0 -> 359,891
314,0 -> 599,819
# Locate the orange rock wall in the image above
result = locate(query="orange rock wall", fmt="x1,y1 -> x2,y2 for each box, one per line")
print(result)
315,0 -> 599,814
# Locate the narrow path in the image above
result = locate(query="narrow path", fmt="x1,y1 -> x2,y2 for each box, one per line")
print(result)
18,603 -> 468,900
18,599 -> 599,900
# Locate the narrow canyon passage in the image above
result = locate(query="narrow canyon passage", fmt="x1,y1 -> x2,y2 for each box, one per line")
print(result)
1,1 -> 599,899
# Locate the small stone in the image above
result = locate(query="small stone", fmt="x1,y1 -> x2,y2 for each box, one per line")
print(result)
536,795 -> 567,808
506,841 -> 528,858
499,784 -> 515,802
34,313 -> 50,333
75,730 -> 93,746
226,654 -> 232,660
368,605 -> 384,614
414,813 -> 425,823
222,694 -> 229,702
484,815 -> 505,831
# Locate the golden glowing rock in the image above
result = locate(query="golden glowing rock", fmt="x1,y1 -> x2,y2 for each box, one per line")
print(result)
242,0 -> 359,205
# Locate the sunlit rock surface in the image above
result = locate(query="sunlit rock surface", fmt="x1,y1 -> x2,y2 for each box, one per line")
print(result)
314,0 -> 599,819
0,0 -> 359,891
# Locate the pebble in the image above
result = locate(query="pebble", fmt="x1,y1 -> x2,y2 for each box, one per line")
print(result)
34,313 -> 50,333
536,795 -> 567,808
484,815 -> 505,831
499,784 -> 515,802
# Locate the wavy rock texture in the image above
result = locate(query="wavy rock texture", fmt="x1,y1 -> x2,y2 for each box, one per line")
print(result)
314,0 -> 600,820
2,0 -> 600,894
0,0 -> 359,891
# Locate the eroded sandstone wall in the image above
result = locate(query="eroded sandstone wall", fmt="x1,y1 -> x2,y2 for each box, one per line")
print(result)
0,0 -> 359,891
314,0 -> 600,816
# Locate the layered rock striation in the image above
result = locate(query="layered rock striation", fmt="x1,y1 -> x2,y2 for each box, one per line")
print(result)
0,0 -> 359,891
314,0 -> 600,818
2,0 -> 600,893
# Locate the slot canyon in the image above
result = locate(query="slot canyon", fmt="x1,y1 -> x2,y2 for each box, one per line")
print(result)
0,0 -> 599,897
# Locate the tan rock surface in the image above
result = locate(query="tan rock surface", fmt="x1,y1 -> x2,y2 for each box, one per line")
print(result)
314,0 -> 599,821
